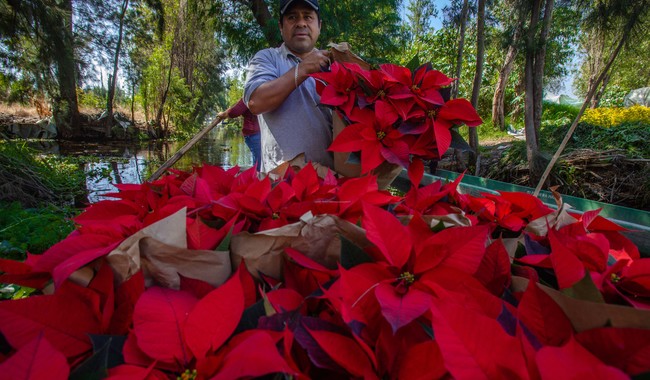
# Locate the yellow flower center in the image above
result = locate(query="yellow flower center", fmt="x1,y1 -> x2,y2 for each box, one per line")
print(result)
610,273 -> 621,283
377,89 -> 386,99
272,212 -> 280,220
376,131 -> 386,140
178,369 -> 198,380
398,272 -> 415,285
394,272 -> 416,295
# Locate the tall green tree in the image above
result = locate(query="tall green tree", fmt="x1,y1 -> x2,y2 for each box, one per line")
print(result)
211,0 -> 405,64
523,0 -> 554,186
106,0 -> 130,137
128,0 -> 226,137
450,0 -> 471,99
468,0 -> 484,167
535,0 -> 650,193
574,0 -> 649,107
490,0 -> 526,130
398,0 -> 437,62
1,0 -> 80,138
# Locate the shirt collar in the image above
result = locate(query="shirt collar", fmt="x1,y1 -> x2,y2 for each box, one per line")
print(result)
280,43 -> 317,62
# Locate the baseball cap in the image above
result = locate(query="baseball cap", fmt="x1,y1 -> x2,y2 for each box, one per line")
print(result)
280,0 -> 319,17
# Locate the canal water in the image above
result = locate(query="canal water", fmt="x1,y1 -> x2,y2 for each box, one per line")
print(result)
30,126 -> 251,203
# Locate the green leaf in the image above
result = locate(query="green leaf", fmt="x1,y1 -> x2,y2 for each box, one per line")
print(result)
449,128 -> 473,152
340,235 -> 372,270
217,224 -> 235,251
69,335 -> 125,380
561,271 -> 606,303
405,54 -> 421,72
234,299 -> 266,334
89,335 -> 126,369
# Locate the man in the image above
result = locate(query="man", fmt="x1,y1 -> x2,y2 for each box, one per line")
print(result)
218,98 -> 261,170
244,0 -> 333,174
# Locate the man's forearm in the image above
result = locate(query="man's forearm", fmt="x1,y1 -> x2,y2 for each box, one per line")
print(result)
248,67 -> 302,115
247,50 -> 330,115
248,65 -> 304,115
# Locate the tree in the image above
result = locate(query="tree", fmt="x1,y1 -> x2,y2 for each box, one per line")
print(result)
450,0 -> 471,100
468,0 -> 484,168
574,0 -> 650,107
404,0 -> 438,55
490,0 -> 526,130
1,0 -> 81,138
523,0 -> 554,186
123,0 -> 226,137
106,0 -> 130,137
209,0 -> 404,65
535,0 -> 650,193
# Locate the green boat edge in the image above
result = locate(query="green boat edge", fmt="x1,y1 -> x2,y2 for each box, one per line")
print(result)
392,169 -> 650,257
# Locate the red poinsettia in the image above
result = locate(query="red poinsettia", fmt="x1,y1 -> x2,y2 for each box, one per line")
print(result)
337,203 -> 489,334
329,107 -> 414,173
1,162 -> 649,379
312,61 -> 482,184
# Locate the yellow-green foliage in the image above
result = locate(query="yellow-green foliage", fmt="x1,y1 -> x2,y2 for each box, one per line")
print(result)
581,105 -> 650,128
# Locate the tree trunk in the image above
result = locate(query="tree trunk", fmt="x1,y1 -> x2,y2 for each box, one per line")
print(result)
524,0 -> 542,185
106,0 -> 130,137
47,0 -> 80,139
491,4 -> 525,131
245,0 -> 281,46
154,42 -> 175,137
532,0 -> 554,143
451,0 -> 469,99
131,80 -> 136,124
591,72 -> 610,108
469,0 -> 485,169
491,45 -> 517,131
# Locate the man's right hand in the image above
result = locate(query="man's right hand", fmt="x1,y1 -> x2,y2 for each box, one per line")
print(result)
298,49 -> 331,77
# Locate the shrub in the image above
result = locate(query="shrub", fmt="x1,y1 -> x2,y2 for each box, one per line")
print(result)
0,201 -> 76,259
541,102 -> 580,128
0,142 -> 87,207
581,105 -> 650,128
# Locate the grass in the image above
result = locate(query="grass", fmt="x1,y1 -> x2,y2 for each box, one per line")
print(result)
0,142 -> 84,260
0,201 -> 77,259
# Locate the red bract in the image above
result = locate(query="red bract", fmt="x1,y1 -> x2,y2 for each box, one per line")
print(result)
356,67 -> 408,108
1,161 -> 649,379
323,174 -> 401,223
305,328 -> 377,378
315,60 -> 481,179
0,333 -> 69,380
381,63 -> 452,106
423,98 -> 483,157
339,204 -> 489,333
536,337 -> 629,379
618,258 -> 650,295
430,295 -> 529,379
209,330 -> 295,379
464,190 -> 553,232
312,62 -> 362,116
0,279 -> 103,363
329,107 -> 412,173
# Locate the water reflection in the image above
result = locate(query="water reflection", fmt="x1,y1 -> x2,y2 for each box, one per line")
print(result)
30,127 -> 251,203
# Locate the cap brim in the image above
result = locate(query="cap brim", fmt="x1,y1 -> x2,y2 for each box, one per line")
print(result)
280,0 -> 319,15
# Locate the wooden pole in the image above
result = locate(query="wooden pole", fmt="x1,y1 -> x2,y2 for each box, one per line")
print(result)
147,114 -> 225,182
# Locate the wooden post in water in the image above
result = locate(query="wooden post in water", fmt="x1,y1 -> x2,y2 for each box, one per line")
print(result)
147,115 -> 225,182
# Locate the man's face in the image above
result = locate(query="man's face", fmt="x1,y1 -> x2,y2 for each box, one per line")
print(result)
279,2 -> 321,57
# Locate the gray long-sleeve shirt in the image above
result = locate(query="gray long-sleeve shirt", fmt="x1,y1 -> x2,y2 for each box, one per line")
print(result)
244,43 -> 333,173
